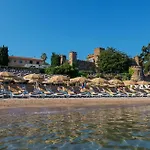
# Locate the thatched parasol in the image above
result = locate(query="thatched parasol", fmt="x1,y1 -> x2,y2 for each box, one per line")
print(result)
108,79 -> 124,86
46,75 -> 70,84
123,80 -> 137,86
70,77 -> 90,84
24,74 -> 43,81
0,78 -> 4,82
0,72 -> 15,82
137,81 -> 150,85
13,76 -> 26,83
28,79 -> 39,83
90,77 -> 109,85
0,72 -> 15,78
0,77 -> 4,83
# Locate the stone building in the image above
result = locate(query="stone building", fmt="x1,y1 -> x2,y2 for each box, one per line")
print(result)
87,47 -> 105,66
131,55 -> 144,81
131,66 -> 144,81
68,47 -> 105,72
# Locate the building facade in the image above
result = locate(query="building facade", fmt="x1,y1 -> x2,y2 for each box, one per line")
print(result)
8,56 -> 44,68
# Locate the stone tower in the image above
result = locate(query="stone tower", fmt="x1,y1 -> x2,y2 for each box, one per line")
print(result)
69,51 -> 77,66
131,66 -> 144,81
134,56 -> 141,66
60,55 -> 66,65
130,55 -> 145,81
94,47 -> 105,66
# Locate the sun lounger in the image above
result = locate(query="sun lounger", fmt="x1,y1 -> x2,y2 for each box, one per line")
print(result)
90,93 -> 99,98
0,92 -> 4,98
12,92 -> 23,98
53,93 -> 65,98
77,93 -> 86,98
68,93 -> 78,98
29,92 -> 41,98
2,90 -> 12,98
22,90 -> 29,98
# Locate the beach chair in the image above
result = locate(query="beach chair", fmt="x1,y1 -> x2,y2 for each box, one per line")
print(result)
29,89 -> 45,98
77,92 -> 91,98
29,92 -> 41,98
53,93 -> 66,98
22,90 -> 30,98
0,90 -> 4,98
12,91 -> 23,98
90,92 -> 99,98
2,89 -> 12,98
68,93 -> 78,98
44,91 -> 54,98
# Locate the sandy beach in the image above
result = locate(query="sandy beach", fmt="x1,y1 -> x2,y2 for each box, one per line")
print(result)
0,97 -> 150,109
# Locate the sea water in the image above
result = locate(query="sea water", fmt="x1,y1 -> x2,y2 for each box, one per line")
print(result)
0,105 -> 150,149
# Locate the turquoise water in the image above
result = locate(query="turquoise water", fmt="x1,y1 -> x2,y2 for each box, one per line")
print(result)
0,105 -> 150,149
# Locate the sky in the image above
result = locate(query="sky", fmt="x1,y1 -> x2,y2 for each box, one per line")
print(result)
0,0 -> 150,62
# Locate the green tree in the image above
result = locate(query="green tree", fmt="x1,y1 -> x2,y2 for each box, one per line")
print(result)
45,62 -> 79,78
129,67 -> 134,77
41,53 -> 47,64
0,45 -> 9,66
140,43 -> 150,73
97,47 -> 131,74
51,52 -> 60,67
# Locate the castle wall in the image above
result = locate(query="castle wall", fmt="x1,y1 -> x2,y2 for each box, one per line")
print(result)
68,47 -> 104,72
77,60 -> 95,71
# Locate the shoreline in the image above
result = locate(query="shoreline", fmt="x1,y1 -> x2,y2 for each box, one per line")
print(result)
0,97 -> 150,110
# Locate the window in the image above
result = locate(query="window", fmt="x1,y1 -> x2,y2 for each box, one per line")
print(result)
36,61 -> 39,64
29,60 -> 33,64
14,60 -> 16,63
19,60 -> 23,63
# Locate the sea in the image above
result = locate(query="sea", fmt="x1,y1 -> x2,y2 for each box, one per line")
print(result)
0,104 -> 150,149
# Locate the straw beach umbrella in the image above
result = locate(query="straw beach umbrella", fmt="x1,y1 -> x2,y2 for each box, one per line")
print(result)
108,79 -> 124,86
123,80 -> 137,86
46,75 -> 70,84
24,74 -> 44,88
0,77 -> 4,82
0,72 -> 15,78
24,74 -> 43,81
0,72 -> 15,82
90,77 -> 109,85
13,76 -> 26,83
137,81 -> 150,85
70,77 -> 89,84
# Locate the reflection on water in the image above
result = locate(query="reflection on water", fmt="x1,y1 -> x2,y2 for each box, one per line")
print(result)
1,105 -> 150,149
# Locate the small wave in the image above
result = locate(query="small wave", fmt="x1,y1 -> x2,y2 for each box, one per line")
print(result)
32,110 -> 63,115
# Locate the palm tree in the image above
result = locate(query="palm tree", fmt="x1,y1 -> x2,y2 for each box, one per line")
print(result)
41,53 -> 47,64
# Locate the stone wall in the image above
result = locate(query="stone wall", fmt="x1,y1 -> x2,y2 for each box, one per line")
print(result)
77,60 -> 95,71
131,66 -> 144,81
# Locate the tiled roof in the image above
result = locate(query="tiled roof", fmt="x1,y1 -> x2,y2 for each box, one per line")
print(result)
9,56 -> 43,61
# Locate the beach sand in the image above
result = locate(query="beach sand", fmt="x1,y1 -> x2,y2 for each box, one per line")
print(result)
0,97 -> 150,109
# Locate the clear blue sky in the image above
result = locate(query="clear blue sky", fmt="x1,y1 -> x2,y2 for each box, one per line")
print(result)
0,0 -> 150,62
